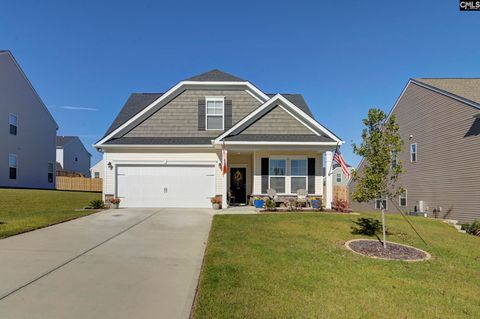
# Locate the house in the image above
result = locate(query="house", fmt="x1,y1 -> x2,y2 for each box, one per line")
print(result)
0,50 -> 58,189
94,69 -> 343,208
324,163 -> 353,187
349,78 -> 480,223
90,159 -> 103,179
56,136 -> 92,177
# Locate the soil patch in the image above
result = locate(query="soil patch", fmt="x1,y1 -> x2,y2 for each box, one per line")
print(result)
346,239 -> 430,261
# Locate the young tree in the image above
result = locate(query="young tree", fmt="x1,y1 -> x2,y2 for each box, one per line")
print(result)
352,108 -> 404,248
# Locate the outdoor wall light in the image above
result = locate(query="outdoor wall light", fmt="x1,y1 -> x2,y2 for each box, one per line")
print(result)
107,161 -> 113,170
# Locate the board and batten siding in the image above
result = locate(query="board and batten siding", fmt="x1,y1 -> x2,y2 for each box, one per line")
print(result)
124,89 -> 261,138
350,82 -> 480,223
103,149 -> 223,198
252,151 -> 323,195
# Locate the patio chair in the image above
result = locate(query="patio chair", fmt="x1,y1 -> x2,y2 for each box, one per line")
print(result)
267,188 -> 278,201
296,189 -> 308,207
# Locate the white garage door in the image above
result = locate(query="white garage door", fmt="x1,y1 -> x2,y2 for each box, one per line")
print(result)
116,164 -> 216,208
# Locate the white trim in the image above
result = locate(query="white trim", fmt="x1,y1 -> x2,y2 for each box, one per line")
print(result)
205,96 -> 225,131
95,81 -> 269,147
94,144 -> 214,149
221,141 -> 339,146
245,89 -> 264,104
399,189 -> 407,207
410,143 -> 417,163
215,94 -> 342,143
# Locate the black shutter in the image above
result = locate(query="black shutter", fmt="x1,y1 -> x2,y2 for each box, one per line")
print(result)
224,99 -> 232,130
308,158 -> 315,194
261,158 -> 269,194
198,99 -> 206,131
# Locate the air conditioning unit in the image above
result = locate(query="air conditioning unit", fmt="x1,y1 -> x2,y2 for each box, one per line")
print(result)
414,200 -> 428,217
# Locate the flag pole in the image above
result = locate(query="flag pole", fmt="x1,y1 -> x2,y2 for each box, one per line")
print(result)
328,143 -> 340,176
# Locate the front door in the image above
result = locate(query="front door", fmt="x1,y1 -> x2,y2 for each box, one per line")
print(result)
230,167 -> 246,205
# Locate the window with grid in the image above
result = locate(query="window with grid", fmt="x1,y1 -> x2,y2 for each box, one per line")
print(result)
206,97 -> 224,130
290,159 -> 307,193
399,190 -> 407,206
269,159 -> 286,193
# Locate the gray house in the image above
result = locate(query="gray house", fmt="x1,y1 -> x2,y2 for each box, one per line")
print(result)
350,78 -> 480,223
56,136 -> 92,177
94,70 -> 343,208
0,50 -> 58,189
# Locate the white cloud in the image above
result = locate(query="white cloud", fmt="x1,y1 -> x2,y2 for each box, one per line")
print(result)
49,105 -> 98,111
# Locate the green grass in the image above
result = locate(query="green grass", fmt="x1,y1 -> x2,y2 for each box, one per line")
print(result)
0,188 -> 101,238
194,212 -> 480,319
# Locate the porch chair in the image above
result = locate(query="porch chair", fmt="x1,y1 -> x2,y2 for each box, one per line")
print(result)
296,189 -> 308,208
267,188 -> 278,201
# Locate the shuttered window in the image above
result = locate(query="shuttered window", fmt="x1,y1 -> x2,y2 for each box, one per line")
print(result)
206,97 -> 224,130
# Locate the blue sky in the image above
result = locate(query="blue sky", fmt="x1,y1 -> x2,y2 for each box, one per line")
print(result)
1,1 -> 479,166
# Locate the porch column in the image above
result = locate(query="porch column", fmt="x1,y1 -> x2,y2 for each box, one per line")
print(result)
325,151 -> 333,209
222,170 -> 228,209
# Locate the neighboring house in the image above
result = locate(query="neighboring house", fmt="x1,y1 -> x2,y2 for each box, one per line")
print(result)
349,78 -> 480,223
94,69 -> 343,208
56,136 -> 92,177
323,163 -> 353,187
0,50 -> 58,189
90,159 -> 104,179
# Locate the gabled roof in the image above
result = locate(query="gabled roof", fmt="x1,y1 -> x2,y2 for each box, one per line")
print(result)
56,135 -> 77,147
104,93 -> 164,136
413,78 -> 480,106
184,69 -> 245,82
267,94 -> 313,117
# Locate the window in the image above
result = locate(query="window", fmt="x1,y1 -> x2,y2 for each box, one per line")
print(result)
206,97 -> 224,130
291,159 -> 307,193
336,173 -> 342,183
410,143 -> 417,162
399,189 -> 407,207
94,172 -> 100,178
269,159 -> 286,193
9,114 -> 17,136
9,154 -> 17,179
48,162 -> 54,183
391,151 -> 398,169
75,157 -> 78,162
375,198 -> 387,210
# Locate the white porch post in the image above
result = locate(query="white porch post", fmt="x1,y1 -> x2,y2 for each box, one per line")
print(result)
325,151 -> 333,209
222,168 -> 228,209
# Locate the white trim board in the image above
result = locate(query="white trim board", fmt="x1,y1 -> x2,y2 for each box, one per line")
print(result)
95,81 -> 270,147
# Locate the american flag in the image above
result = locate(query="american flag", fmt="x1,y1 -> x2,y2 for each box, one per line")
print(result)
333,147 -> 350,178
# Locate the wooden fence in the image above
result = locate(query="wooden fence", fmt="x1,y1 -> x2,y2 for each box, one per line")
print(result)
56,176 -> 103,192
323,185 -> 349,203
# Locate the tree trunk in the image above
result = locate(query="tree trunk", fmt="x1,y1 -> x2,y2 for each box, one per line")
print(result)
381,207 -> 387,249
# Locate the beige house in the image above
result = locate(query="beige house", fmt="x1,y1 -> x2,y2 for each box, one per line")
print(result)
90,159 -> 104,179
350,78 -> 480,223
94,70 -> 343,208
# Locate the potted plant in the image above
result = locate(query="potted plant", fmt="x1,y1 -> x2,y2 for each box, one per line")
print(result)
253,196 -> 265,209
211,196 -> 222,210
310,197 -> 322,209
109,197 -> 121,209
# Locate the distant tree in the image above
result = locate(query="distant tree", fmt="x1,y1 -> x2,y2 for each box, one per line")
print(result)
352,108 -> 404,248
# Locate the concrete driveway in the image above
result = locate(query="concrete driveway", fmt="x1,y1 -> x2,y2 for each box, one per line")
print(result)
0,208 -> 213,319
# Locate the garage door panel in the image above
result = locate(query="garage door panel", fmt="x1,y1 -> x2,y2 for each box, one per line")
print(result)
116,164 -> 215,208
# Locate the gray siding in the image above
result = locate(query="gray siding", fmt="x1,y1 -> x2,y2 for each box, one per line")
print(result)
124,89 -> 261,138
350,83 -> 480,223
242,106 -> 314,135
0,52 -> 57,189
60,138 -> 91,177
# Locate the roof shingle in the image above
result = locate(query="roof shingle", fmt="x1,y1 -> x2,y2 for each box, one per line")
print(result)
184,69 -> 245,82
414,78 -> 480,106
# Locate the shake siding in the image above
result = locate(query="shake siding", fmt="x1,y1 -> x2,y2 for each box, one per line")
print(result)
350,83 -> 480,223
242,106 -> 314,135
124,89 -> 261,137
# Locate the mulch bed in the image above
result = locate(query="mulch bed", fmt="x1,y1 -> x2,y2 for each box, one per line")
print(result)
346,239 -> 430,261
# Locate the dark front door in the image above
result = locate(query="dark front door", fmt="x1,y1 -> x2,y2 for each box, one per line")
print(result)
230,167 -> 246,205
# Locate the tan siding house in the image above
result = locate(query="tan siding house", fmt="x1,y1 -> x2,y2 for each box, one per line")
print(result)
349,79 -> 480,223
95,70 -> 342,208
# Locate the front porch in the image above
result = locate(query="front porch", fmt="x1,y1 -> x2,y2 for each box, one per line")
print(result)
221,146 -> 336,209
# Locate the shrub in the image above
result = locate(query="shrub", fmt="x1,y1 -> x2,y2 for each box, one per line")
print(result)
89,199 -> 105,209
332,199 -> 349,212
465,219 -> 480,236
264,198 -> 277,211
351,217 -> 383,236
285,198 -> 300,211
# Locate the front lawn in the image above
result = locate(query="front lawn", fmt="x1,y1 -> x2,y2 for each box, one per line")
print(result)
0,188 -> 101,238
194,212 -> 480,318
